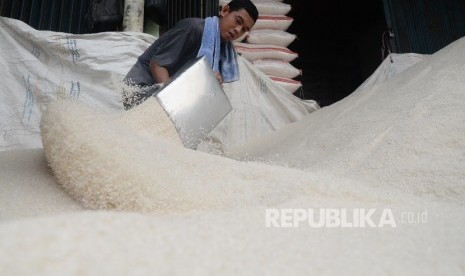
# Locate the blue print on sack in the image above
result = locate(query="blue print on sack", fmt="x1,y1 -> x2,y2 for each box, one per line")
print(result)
31,41 -> 40,59
31,40 -> 49,64
22,74 -> 34,122
66,36 -> 81,64
69,81 -> 81,99
259,77 -> 268,94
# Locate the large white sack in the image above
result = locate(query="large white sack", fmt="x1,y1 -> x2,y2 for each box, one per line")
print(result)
0,16 -> 155,151
253,59 -> 301,78
250,0 -> 292,15
269,75 -> 303,93
234,41 -> 298,62
247,29 -> 297,47
198,56 -> 317,153
357,53 -> 426,90
252,15 -> 294,31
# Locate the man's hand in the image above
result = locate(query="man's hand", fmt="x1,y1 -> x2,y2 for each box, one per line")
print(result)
214,71 -> 223,85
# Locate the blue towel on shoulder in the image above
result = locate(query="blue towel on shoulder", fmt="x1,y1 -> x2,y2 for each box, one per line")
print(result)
197,16 -> 239,83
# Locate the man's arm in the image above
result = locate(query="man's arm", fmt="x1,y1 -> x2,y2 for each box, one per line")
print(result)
149,61 -> 170,83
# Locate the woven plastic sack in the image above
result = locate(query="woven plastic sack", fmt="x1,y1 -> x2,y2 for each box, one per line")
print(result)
252,59 -> 301,78
253,15 -> 294,31
197,55 -> 319,153
234,42 -> 298,62
0,17 -> 155,151
246,29 -> 296,47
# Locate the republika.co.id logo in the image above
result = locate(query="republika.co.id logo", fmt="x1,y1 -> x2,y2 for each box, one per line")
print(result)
265,208 -> 428,228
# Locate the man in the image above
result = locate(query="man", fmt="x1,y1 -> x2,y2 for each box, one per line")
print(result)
122,0 -> 258,110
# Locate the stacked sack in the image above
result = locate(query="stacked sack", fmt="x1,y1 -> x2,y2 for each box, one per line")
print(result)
220,0 -> 302,94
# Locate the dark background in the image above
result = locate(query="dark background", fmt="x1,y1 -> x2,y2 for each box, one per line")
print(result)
283,0 -> 388,107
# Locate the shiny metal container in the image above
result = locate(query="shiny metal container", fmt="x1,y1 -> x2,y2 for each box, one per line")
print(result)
156,56 -> 232,149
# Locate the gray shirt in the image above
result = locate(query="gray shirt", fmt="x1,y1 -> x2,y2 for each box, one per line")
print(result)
124,18 -> 205,86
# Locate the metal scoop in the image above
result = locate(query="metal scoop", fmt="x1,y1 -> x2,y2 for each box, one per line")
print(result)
155,56 -> 232,149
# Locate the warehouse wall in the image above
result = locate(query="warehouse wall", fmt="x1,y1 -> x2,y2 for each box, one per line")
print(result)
384,0 -> 465,54
0,0 -> 92,33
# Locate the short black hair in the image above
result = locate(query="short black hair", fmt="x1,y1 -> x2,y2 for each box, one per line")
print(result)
226,0 -> 259,22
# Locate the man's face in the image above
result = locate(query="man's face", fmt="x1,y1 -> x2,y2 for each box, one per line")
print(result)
219,6 -> 255,41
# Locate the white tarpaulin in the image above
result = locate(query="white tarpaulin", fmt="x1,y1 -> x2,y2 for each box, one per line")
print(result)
0,17 -> 154,150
